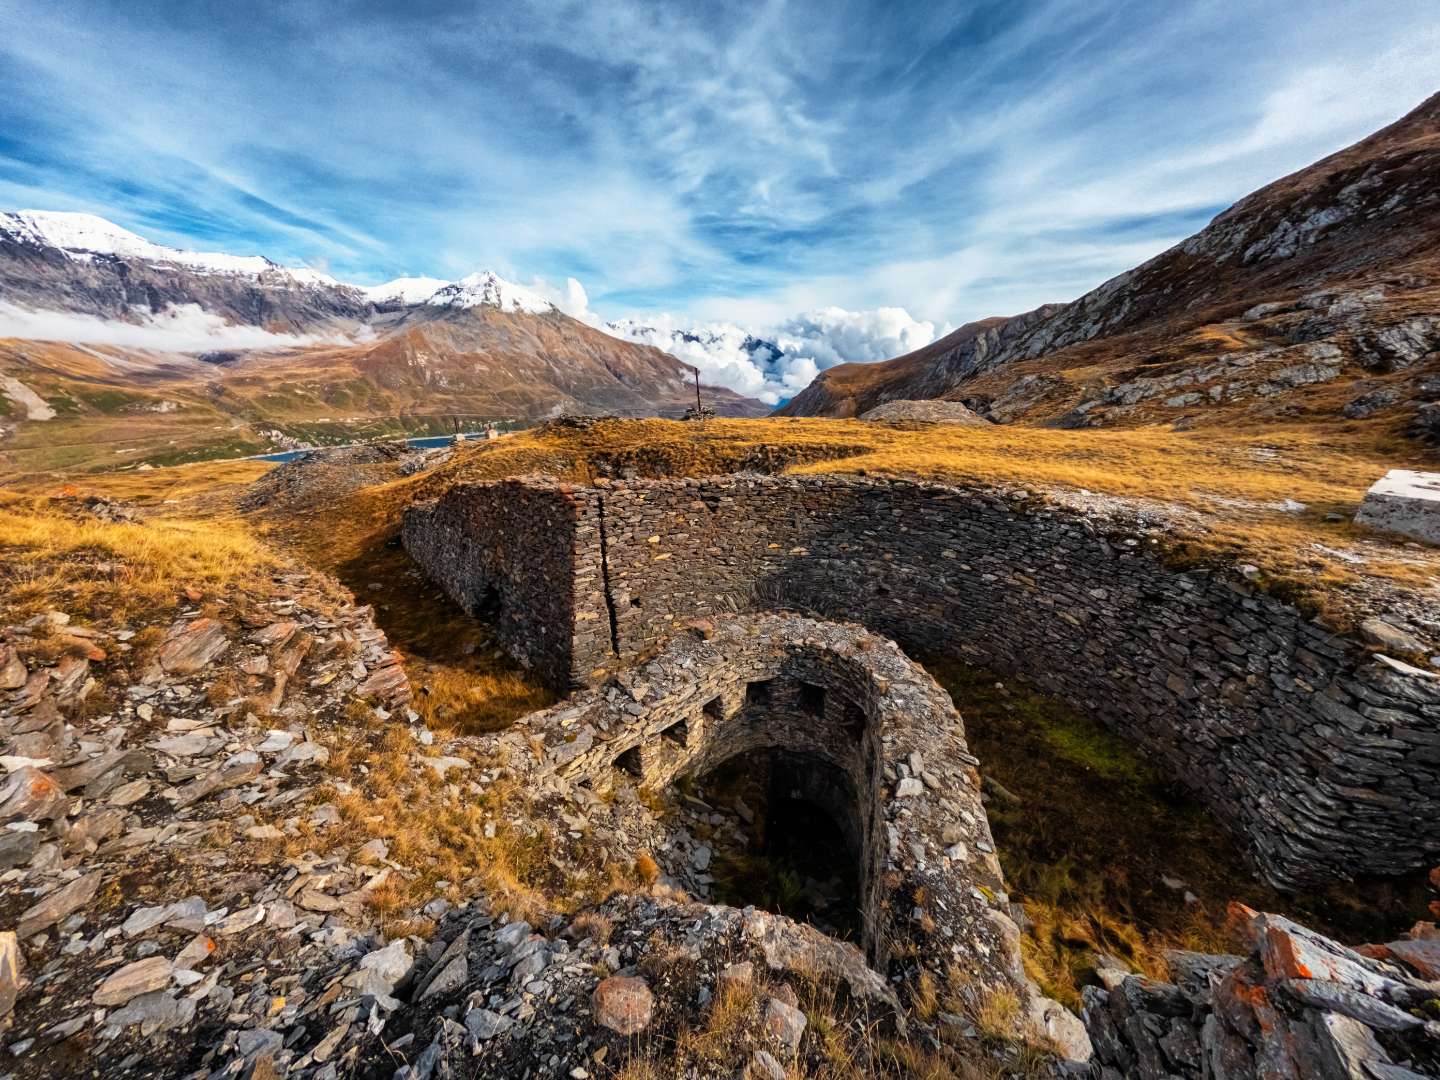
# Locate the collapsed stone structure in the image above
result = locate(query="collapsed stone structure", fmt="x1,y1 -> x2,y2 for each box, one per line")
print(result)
403,473 -> 1440,890
487,613 -> 1030,998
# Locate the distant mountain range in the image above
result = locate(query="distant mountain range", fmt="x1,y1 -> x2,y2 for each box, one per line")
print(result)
780,92 -> 1440,445
8,89 -> 1438,473
0,213 -> 766,469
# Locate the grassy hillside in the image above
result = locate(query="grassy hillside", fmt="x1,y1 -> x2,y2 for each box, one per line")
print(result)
8,416 -> 1433,1019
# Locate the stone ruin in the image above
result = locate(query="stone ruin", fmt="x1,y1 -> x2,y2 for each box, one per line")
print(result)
404,472 -> 1440,890
482,611 -> 1083,1047
401,470 -> 1440,1073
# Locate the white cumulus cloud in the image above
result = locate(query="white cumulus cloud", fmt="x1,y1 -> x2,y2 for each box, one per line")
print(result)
605,305 -> 937,405
771,306 -> 936,368
522,275 -> 593,320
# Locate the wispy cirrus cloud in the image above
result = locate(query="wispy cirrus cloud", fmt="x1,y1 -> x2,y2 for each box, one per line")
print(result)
0,0 -> 1435,338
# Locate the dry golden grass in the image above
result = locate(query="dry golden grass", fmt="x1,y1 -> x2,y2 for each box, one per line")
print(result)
0,491 -> 279,623
407,665 -> 553,734
250,714 -> 649,927
670,977 -> 765,1068
607,960 -> 1038,1080
30,459 -> 274,502
408,417 -> 1438,626
417,415 -> 1426,514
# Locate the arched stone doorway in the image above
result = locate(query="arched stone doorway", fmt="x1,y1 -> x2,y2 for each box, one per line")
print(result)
688,745 -> 864,941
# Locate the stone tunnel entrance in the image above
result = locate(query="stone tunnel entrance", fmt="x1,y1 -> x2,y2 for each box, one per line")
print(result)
502,612 -> 1019,985
684,746 -> 864,942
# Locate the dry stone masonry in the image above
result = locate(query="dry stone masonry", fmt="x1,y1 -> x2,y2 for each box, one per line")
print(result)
488,616 -> 1013,979
403,473 -> 1440,890
469,611 -> 1089,1057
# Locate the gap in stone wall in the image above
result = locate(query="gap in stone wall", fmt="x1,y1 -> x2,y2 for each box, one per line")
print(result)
680,747 -> 863,944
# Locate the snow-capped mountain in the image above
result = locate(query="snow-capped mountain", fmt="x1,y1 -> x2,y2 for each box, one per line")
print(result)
0,211 -> 576,340
0,209 -> 374,332
0,210 -> 564,327
0,210 -> 340,286
0,210 -> 770,431
424,271 -> 556,315
0,208 -> 933,411
359,276 -> 451,306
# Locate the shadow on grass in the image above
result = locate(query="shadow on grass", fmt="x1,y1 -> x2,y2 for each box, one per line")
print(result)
333,532 -> 555,734
924,658 -> 1432,1008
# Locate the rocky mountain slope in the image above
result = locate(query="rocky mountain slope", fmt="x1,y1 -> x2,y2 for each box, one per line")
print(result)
780,92 -> 1440,444
0,211 -> 373,332
343,303 -> 743,418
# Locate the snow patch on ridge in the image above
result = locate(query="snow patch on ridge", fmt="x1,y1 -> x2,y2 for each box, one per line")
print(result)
425,272 -> 556,314
359,276 -> 450,305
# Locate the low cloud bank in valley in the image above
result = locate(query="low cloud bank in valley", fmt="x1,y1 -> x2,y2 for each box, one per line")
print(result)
537,277 -> 939,405
607,307 -> 938,405
0,303 -> 361,351
773,306 -> 936,368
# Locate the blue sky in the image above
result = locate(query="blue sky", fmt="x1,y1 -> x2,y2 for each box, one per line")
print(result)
0,0 -> 1437,334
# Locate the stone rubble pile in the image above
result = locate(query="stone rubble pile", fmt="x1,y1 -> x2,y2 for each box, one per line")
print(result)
858,399 -> 994,425
341,892 -> 909,1080
0,569 -> 416,1078
239,441 -> 433,514
1084,904 -> 1440,1079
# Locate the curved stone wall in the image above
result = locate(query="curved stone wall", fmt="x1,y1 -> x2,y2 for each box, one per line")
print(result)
403,473 -> 1440,888
485,612 -> 1027,997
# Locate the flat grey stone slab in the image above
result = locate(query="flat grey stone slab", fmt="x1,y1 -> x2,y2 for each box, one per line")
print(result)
1355,469 -> 1440,545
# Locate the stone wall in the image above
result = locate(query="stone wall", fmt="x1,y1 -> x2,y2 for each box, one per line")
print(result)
403,473 -> 1440,888
400,478 -> 596,682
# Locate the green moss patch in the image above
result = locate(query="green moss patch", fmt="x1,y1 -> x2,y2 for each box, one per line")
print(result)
924,658 -> 1431,1008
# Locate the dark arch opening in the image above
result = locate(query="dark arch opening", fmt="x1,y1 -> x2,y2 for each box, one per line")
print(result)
688,746 -> 863,942
468,583 -> 501,616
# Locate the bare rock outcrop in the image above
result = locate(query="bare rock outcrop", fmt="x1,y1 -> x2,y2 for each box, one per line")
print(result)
1084,905 -> 1440,1079
859,398 -> 992,424
0,567 -> 413,1078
